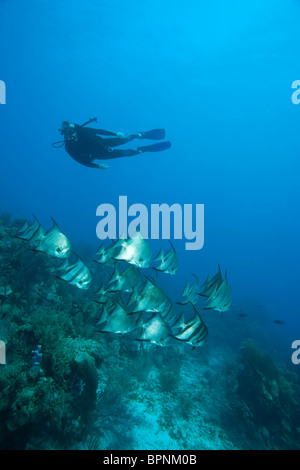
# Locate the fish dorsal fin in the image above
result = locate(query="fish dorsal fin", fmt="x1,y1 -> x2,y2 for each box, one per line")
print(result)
113,236 -> 126,249
109,264 -> 120,285
191,302 -> 207,325
96,305 -> 109,324
144,276 -> 155,288
135,314 -> 144,328
172,312 -> 185,329
182,280 -> 190,298
95,283 -> 106,295
57,258 -> 69,271
96,243 -> 105,256
49,217 -> 61,232
169,240 -> 175,250
154,248 -> 165,262
128,286 -> 137,307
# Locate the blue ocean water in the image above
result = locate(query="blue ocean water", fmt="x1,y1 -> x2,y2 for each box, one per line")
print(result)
1,0 -> 300,450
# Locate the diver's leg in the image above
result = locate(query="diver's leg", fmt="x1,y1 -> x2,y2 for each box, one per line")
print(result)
97,130 -> 166,148
95,142 -> 171,160
101,148 -> 141,159
100,134 -> 141,148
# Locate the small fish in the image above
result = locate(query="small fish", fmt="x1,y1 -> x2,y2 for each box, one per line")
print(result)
94,241 -> 119,266
33,218 -> 71,258
273,320 -> 285,325
238,313 -> 248,317
200,266 -> 223,298
178,274 -> 199,306
93,286 -> 128,309
96,300 -> 137,334
108,264 -> 142,293
171,305 -> 208,348
202,267 -> 232,312
93,283 -> 112,304
113,231 -> 152,268
137,313 -> 172,346
56,257 -> 92,289
129,278 -> 172,316
153,241 -> 179,275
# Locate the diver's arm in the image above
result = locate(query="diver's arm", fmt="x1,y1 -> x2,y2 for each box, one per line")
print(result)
79,117 -> 98,128
79,118 -> 121,137
68,151 -> 101,169
78,160 -> 108,169
79,117 -> 117,136
81,161 -> 102,169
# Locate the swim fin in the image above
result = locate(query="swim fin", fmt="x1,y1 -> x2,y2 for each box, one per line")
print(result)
138,141 -> 171,153
139,129 -> 166,140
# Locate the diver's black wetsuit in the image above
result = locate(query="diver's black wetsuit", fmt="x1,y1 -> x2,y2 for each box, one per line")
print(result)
65,124 -> 142,169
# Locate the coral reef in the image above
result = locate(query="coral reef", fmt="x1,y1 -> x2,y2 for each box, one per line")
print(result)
229,339 -> 300,449
1,212 -> 300,450
0,215 -> 106,449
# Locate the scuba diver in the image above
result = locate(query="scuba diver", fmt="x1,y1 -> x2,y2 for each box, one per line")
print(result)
52,117 -> 171,169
